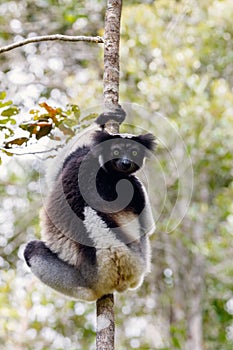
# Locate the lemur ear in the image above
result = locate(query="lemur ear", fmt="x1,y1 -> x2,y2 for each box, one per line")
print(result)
132,133 -> 156,152
91,130 -> 114,156
93,130 -> 113,145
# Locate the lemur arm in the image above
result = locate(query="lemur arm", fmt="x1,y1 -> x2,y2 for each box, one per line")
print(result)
24,240 -> 98,301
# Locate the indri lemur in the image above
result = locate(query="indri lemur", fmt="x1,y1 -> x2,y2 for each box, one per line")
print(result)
24,114 -> 155,301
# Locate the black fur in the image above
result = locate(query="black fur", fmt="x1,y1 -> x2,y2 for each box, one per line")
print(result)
60,131 -> 153,222
131,133 -> 156,151
24,129 -> 155,301
93,131 -> 155,151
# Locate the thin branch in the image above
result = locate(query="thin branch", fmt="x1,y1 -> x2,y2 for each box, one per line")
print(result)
0,34 -> 104,54
0,146 -> 60,156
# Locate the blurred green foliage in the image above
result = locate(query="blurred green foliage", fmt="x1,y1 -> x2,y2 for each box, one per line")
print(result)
0,0 -> 233,349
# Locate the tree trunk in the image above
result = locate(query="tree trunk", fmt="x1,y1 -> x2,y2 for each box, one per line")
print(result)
96,1 -> 123,349
96,294 -> 115,350
103,0 -> 122,112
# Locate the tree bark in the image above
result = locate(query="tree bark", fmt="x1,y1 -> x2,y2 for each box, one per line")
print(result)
96,294 -> 115,350
96,1 -> 123,349
103,0 -> 123,133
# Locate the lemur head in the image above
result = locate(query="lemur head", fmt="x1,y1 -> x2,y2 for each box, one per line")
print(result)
93,131 -> 156,175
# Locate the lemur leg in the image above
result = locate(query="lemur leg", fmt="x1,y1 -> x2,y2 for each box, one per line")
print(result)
24,241 -> 98,301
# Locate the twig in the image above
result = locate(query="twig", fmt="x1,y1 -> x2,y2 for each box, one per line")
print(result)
0,34 -> 104,54
0,146 -> 60,155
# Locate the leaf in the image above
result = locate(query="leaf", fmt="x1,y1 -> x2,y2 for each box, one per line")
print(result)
9,118 -> 16,125
0,125 -> 14,137
81,112 -> 98,122
4,137 -> 29,148
29,125 -> 39,136
49,134 -> 62,141
1,106 -> 20,117
36,124 -> 53,140
0,118 -> 11,125
39,102 -> 61,123
29,109 -> 39,114
20,118 -> 53,139
63,118 -> 78,128
0,91 -> 6,100
0,118 -> 17,125
0,100 -> 12,108
58,123 -> 75,136
19,120 -> 36,131
64,12 -> 77,24
66,104 -> 81,119
1,148 -> 13,156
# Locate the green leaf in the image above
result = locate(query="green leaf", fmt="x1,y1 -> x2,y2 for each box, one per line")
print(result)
67,104 -> 81,119
0,91 -> 6,100
0,118 -> 11,124
1,106 -> 20,117
63,118 -> 78,128
9,118 -> 16,125
0,100 -> 12,108
0,118 -> 16,125
1,148 -> 13,156
81,112 -> 98,122
19,121 -> 33,131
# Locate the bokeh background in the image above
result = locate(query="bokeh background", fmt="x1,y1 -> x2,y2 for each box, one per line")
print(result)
1,1 -> 233,349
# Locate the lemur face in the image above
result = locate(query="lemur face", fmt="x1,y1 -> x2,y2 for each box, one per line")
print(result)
93,131 -> 156,175
106,140 -> 143,174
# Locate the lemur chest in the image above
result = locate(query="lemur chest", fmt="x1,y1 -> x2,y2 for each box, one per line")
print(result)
83,207 -> 141,247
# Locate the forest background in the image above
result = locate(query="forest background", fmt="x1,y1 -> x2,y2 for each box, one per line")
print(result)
0,1 -> 233,349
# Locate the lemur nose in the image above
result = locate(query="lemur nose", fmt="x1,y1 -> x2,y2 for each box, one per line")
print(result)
121,158 -> 131,170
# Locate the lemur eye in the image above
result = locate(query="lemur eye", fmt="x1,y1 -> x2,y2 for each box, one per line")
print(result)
113,150 -> 120,156
132,150 -> 138,156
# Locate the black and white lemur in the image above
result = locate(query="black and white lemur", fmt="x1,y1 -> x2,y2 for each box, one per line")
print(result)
24,110 -> 155,301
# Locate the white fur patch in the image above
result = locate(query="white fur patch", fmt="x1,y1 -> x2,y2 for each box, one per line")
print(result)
83,207 -> 122,248
98,154 -> 104,168
109,132 -> 134,139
